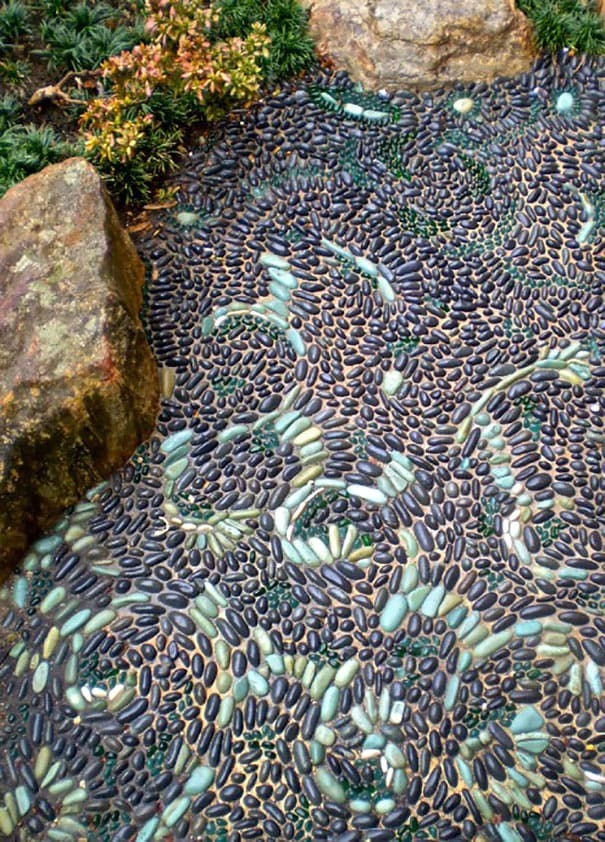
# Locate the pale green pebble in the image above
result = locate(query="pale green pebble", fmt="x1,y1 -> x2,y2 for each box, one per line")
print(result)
34,746 -> 52,782
314,725 -> 335,746
402,563 -> 418,591
490,452 -> 510,464
385,744 -> 405,768
40,761 -> 62,789
507,768 -> 528,787
204,580 -> 227,606
284,485 -> 312,510
285,328 -> 306,355
109,687 -> 136,713
4,793 -> 17,824
269,280 -> 291,302
510,706 -> 544,735
408,585 -> 431,611
556,91 -> 574,113
392,769 -> 407,795
421,585 -> 445,618
184,766 -> 214,796
233,677 -> 249,702
72,535 -> 96,553
292,465 -> 323,488
559,566 -> 587,580
351,705 -> 373,733
400,530 -> 418,558
83,608 -> 116,635
48,778 -> 73,796
56,817 -> 87,835
196,594 -> 218,618
32,660 -> 49,693
316,767 -> 346,802
282,539 -> 303,564
377,275 -> 396,303
160,429 -> 192,453
47,830 -> 73,841
0,807 -> 14,835
71,633 -> 83,653
455,756 -> 474,788
163,795 -> 190,828
347,484 -> 388,505
12,577 -> 27,608
215,640 -> 230,669
536,497 -> 554,509
9,640 -> 25,658
62,787 -> 87,807
354,256 -> 378,277
473,629 -> 513,659
60,608 -> 91,637
496,475 -> 515,490
334,658 -> 359,687
382,369 -> 404,395
350,799 -> 372,813
165,457 -> 188,480
15,786 -> 30,816
321,686 -> 340,721
362,109 -> 390,122
40,585 -> 66,614
216,672 -> 232,694
497,822 -> 524,842
310,665 -> 335,700
444,675 -> 460,711
363,734 -> 385,750
458,651 -> 473,671
515,620 -> 542,636
474,412 -> 490,425
376,474 -> 399,497
293,538 -> 320,566
302,660 -> 316,689
266,298 -> 289,317
33,535 -> 62,554
516,492 -> 532,506
64,525 -> 84,543
217,696 -> 234,728
260,252 -> 290,270
217,424 -> 248,443
268,267 -> 297,289
14,650 -> 29,676
375,798 -> 395,815
585,660 -> 602,696
266,654 -> 285,675
248,670 -> 269,696
492,465 -> 511,479
464,625 -> 489,646
458,610 -> 480,638
310,740 -> 325,765
515,736 -> 549,754
380,594 -> 408,632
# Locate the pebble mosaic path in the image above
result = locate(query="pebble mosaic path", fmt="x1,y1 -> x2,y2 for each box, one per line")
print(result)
1,54 -> 605,842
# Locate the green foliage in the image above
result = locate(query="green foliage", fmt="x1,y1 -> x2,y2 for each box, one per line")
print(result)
214,0 -> 316,79
0,55 -> 30,86
0,122 -> 81,197
0,0 -> 32,48
39,1 -> 146,71
517,0 -> 605,54
0,92 -> 21,131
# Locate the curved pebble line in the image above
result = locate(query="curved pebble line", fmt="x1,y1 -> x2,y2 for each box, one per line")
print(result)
1,53 -> 605,842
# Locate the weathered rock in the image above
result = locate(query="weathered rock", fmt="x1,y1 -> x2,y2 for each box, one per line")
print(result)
0,157 -> 159,575
302,0 -> 535,90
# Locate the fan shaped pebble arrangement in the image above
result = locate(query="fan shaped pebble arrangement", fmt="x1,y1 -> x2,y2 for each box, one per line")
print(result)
1,53 -> 605,842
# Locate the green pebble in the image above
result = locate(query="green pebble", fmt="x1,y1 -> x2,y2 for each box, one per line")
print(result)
165,457 -> 188,480
247,670 -> 269,696
421,585 -> 445,618
184,766 -> 214,796
510,706 -> 544,735
60,608 -> 91,637
163,795 -> 190,828
316,767 -> 346,802
320,686 -> 340,721
32,660 -> 49,694
12,577 -> 27,609
40,586 -> 66,614
160,429 -> 192,453
15,785 -> 30,816
380,594 -> 408,632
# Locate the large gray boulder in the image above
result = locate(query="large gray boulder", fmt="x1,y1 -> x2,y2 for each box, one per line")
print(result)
303,0 -> 535,90
0,157 -> 159,575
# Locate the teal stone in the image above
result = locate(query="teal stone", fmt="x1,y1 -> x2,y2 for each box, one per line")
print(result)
310,739 -> 325,764
458,651 -> 472,671
515,736 -> 549,754
380,594 -> 407,632
474,412 -> 490,425
266,298 -> 289,317
160,429 -> 192,453
15,785 -> 30,816
447,605 -> 467,628
377,275 -> 396,302
421,585 -> 445,618
12,577 -> 27,609
135,816 -> 160,842
349,799 -> 372,813
362,734 -> 386,750
266,654 -> 285,674
511,706 -> 544,734
515,620 -> 542,636
492,465 -> 511,478
586,661 -> 602,696
407,585 -> 431,611
496,475 -> 515,489
497,822 -> 523,842
233,677 -> 249,702
556,91 -> 574,113
163,795 -> 190,828
354,256 -> 378,277
473,629 -> 512,659
444,675 -> 459,711
286,328 -> 306,355
184,766 -> 214,796
458,611 -> 480,638
375,798 -> 396,814
217,424 -> 248,443
247,670 -> 269,696
267,266 -> 297,288
59,608 -> 91,637
176,211 -> 199,225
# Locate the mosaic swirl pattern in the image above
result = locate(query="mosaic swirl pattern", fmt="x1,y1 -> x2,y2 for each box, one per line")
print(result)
1,54 -> 605,842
